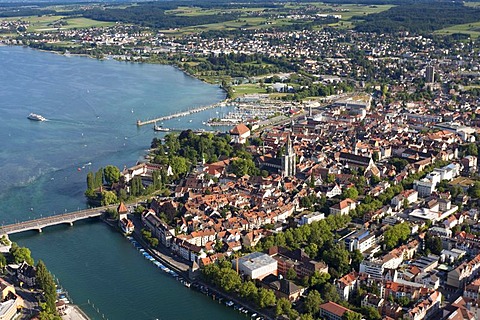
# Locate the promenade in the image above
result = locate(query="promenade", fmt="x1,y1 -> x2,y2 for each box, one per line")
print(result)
62,305 -> 90,320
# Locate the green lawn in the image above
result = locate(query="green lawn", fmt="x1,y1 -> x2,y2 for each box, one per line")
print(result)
231,83 -> 267,99
435,21 -> 480,39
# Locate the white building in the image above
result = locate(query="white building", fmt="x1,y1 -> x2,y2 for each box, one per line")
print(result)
233,252 -> 278,280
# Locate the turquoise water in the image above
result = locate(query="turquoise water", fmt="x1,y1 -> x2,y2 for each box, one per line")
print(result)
0,46 -> 242,319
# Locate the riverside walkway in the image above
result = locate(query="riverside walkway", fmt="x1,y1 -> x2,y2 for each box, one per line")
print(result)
136,101 -> 227,126
0,206 -> 111,235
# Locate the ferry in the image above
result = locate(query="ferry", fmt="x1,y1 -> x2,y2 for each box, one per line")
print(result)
28,113 -> 47,121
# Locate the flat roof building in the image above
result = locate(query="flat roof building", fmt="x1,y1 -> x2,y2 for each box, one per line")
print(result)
233,252 -> 278,280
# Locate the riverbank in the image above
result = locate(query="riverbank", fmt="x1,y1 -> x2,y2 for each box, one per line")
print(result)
105,215 -> 272,320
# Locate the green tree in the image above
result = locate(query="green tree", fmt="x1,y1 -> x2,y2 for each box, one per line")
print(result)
103,165 -> 121,186
360,306 -> 381,320
9,242 -> 34,265
383,222 -> 411,250
86,171 -> 94,190
101,190 -> 118,206
342,311 -> 362,320
94,168 -> 103,188
0,254 -> 6,270
36,260 -> 57,314
304,289 -> 322,315
256,287 -> 276,308
286,267 -> 297,280
239,281 -> 258,301
466,143 -> 478,156
342,186 -> 359,200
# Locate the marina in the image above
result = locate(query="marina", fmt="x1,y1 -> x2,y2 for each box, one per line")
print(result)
136,101 -> 228,126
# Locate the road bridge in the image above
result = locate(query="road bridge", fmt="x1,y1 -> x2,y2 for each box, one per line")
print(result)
0,207 -> 110,235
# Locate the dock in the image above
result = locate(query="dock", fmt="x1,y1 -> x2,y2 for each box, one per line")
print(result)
136,101 -> 227,127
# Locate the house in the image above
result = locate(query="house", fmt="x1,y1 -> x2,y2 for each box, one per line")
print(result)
319,301 -> 354,320
16,261 -> 35,287
336,271 -> 358,301
260,274 -> 304,302
230,124 -> 251,144
447,253 -> 480,288
391,190 -> 418,210
141,210 -> 176,247
330,198 -> 356,215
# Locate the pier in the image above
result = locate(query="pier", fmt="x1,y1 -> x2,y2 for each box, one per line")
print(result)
136,102 -> 227,127
0,207 -> 111,235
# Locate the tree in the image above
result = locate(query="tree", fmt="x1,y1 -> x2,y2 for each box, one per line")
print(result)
322,242 -> 351,277
466,143 -> 478,156
0,254 -> 6,270
239,281 -> 258,301
342,186 -> 359,200
342,311 -> 362,320
304,289 -> 322,315
360,306 -> 381,320
100,190 -> 118,206
383,222 -> 411,250
103,165 -> 121,186
86,172 -> 94,190
286,267 -> 297,280
256,287 -> 276,308
424,233 -> 443,255
36,260 -> 57,314
276,297 -> 293,316
9,242 -> 34,265
94,168 -> 103,188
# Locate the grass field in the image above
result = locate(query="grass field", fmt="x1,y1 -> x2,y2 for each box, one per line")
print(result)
161,3 -> 393,35
3,15 -> 114,32
435,21 -> 480,39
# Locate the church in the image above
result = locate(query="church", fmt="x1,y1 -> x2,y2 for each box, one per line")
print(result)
257,135 -> 297,177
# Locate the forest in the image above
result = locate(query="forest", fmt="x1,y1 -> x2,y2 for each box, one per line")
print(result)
355,2 -> 480,34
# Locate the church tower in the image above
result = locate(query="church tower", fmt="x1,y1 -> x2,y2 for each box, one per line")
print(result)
282,135 -> 296,177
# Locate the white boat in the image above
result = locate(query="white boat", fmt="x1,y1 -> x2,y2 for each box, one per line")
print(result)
153,124 -> 170,132
28,113 -> 47,121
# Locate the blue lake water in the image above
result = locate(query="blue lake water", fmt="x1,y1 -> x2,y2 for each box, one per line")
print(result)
0,46 -> 242,319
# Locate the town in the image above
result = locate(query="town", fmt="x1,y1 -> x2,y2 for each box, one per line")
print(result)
1,1 -> 480,320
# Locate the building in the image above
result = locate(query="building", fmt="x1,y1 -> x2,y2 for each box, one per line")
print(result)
330,198 -> 357,215
260,274 -> 304,302
282,135 -> 296,177
319,301 -> 354,320
298,212 -> 325,226
16,261 -> 35,287
230,123 -> 250,144
447,253 -> 480,288
344,229 -> 376,253
336,271 -> 358,301
268,246 -> 328,279
141,210 -> 176,247
233,252 -> 277,280
425,65 -> 435,84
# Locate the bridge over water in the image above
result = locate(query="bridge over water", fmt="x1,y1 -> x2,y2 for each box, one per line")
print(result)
0,207 -> 110,235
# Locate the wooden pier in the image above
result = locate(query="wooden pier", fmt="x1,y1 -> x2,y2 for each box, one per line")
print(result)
136,102 -> 227,127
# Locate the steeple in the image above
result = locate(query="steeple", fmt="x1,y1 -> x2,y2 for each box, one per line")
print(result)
282,134 -> 296,177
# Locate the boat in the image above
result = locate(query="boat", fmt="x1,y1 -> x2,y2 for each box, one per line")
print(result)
153,123 -> 170,132
28,113 -> 47,121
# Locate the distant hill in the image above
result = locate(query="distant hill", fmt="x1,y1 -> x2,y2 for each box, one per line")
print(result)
354,2 -> 480,34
